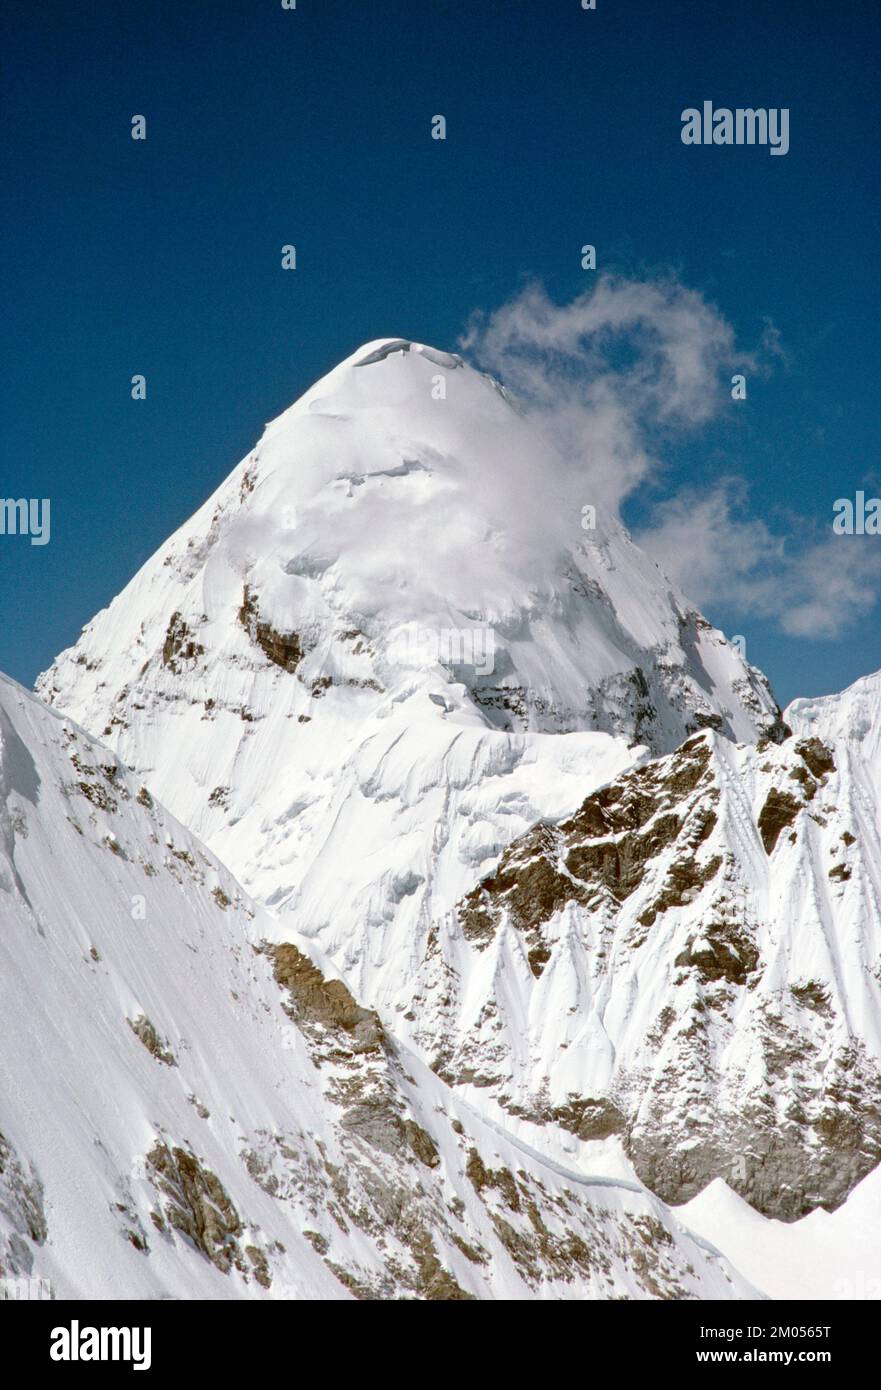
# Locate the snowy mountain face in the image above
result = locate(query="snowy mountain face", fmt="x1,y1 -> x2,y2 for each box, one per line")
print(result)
31,338 -> 881,1289
409,722 -> 881,1223
37,339 -> 783,892
0,673 -> 756,1301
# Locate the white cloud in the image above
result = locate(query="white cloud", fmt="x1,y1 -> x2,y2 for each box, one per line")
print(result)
462,276 -> 874,643
636,482 -> 881,641
462,275 -> 762,511
632,481 -> 783,604
462,276 -> 737,418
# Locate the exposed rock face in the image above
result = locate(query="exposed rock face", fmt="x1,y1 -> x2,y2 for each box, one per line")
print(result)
757,787 -> 801,854
162,612 -> 204,674
238,586 -> 302,674
460,736 -> 719,974
146,1142 -> 247,1274
128,1015 -> 177,1067
267,941 -> 385,1055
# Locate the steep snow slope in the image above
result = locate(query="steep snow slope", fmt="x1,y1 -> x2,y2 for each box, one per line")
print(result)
0,672 -> 756,1301
678,1166 -> 881,1301
38,339 -> 783,913
787,668 -> 881,768
405,724 -> 881,1223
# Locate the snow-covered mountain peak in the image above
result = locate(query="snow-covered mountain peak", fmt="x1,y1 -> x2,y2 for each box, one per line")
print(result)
35,339 -> 789,1075
245,332 -> 571,635
40,336 -> 783,758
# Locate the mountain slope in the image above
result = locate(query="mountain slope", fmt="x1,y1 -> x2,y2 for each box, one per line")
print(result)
0,672 -> 756,1300
404,721 -> 881,1222
678,1166 -> 881,1302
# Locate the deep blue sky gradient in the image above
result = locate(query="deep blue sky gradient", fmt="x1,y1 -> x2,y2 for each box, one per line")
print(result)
1,0 -> 879,705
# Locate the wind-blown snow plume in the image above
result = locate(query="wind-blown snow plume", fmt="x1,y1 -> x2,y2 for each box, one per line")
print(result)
461,275 -> 743,510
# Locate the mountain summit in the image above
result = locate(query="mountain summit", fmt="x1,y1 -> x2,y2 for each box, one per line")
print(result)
39,336 -> 782,871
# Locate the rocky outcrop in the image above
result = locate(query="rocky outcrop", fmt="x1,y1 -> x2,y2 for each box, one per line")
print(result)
266,941 -> 385,1056
162,612 -> 204,674
238,587 -> 302,674
459,736 -> 718,975
146,1142 -> 272,1286
127,1015 -> 177,1067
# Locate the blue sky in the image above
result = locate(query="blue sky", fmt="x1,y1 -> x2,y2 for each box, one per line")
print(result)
1,0 -> 879,707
